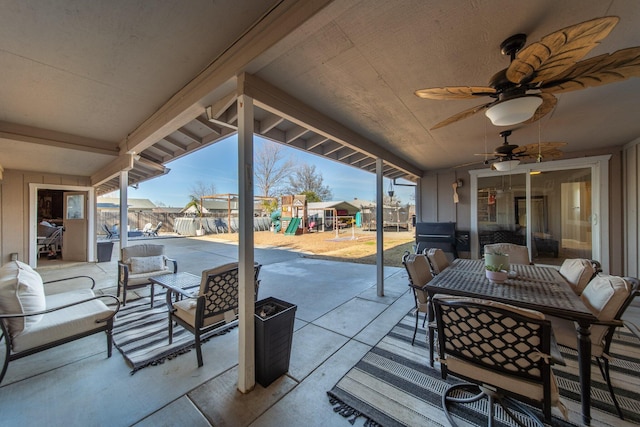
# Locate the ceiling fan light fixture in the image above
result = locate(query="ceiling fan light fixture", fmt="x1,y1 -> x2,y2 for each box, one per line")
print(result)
485,96 -> 543,126
493,159 -> 520,172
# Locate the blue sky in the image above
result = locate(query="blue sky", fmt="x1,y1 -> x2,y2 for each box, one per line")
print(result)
111,135 -> 415,208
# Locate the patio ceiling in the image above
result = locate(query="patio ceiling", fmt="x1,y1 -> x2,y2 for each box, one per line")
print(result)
0,0 -> 639,195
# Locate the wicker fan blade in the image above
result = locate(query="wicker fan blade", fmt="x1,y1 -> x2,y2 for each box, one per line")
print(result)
520,93 -> 557,125
474,152 -> 508,157
507,16 -> 619,85
513,142 -> 567,155
430,102 -> 494,130
415,86 -> 496,100
540,46 -> 640,93
455,159 -> 489,168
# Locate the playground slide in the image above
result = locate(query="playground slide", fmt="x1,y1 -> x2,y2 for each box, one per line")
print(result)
284,217 -> 301,235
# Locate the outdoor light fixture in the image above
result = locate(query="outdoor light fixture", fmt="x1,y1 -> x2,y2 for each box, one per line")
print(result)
493,159 -> 520,172
485,95 -> 543,126
387,180 -> 394,198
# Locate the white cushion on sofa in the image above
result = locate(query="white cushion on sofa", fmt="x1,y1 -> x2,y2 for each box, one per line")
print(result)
130,255 -> 164,274
11,288 -> 114,353
0,261 -> 46,337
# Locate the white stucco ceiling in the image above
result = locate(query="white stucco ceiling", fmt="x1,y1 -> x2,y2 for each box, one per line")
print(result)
0,0 -> 638,186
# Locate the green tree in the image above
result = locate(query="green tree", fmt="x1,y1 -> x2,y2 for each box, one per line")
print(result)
284,164 -> 332,200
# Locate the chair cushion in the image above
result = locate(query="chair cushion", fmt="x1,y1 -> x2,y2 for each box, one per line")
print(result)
559,259 -> 595,295
11,289 -> 115,353
121,244 -> 165,263
173,297 -> 236,328
130,255 -> 165,274
427,248 -> 449,274
0,261 -> 46,337
404,254 -> 432,287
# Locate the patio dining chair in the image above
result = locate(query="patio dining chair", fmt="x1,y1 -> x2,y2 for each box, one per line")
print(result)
433,296 -> 567,426
141,223 -> 153,236
559,258 -> 596,295
167,262 -> 262,367
484,242 -> 531,265
401,251 -> 436,366
426,248 -> 450,275
550,274 -> 639,419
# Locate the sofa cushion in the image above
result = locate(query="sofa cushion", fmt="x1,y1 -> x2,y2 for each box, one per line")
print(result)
11,289 -> 115,353
0,261 -> 46,337
130,255 -> 164,274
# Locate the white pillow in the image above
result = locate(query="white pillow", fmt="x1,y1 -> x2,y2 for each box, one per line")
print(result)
0,261 -> 46,337
130,255 -> 165,274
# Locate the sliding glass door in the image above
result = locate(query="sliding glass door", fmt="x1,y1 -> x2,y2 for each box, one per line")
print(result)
470,156 -> 609,268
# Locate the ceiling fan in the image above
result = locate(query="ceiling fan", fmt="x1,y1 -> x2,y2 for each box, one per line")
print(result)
456,130 -> 566,170
415,16 -> 640,130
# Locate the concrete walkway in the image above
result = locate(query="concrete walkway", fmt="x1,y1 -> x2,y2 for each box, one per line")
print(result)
0,236 -> 413,427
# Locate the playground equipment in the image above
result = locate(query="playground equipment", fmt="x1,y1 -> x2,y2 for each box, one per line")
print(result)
279,195 -> 307,236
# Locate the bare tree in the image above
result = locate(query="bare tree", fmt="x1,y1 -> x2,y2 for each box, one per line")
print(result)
189,181 -> 217,198
284,163 -> 332,201
254,141 -> 295,197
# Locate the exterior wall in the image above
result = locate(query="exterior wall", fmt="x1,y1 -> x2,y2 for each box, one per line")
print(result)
418,147 -> 631,276
0,169 -> 90,264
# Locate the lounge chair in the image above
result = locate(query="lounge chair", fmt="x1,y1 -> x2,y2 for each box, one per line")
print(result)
149,222 -> 162,237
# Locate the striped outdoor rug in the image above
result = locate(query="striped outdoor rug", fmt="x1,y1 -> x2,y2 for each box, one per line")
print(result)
328,311 -> 640,426
112,286 -> 235,373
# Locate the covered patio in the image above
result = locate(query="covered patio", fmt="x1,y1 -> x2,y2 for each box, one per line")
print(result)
0,236 -> 413,426
1,236 -> 639,426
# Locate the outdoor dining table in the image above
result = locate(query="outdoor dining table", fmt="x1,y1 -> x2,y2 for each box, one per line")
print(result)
424,258 -> 598,425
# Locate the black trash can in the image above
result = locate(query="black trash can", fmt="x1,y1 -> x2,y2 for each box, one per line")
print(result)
255,297 -> 297,387
97,241 -> 114,263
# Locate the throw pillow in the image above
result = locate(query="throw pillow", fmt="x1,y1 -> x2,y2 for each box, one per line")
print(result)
0,261 -> 46,337
130,255 -> 165,274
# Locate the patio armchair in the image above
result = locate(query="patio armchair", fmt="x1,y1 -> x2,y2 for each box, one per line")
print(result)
0,260 -> 119,384
118,244 -> 177,306
550,274 -> 639,419
484,242 -> 531,265
433,295 -> 567,426
167,262 -> 262,367
401,251 -> 436,365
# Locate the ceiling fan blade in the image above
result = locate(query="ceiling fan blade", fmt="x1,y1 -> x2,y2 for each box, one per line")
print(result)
474,153 -> 507,157
540,46 -> 640,93
513,142 -> 567,155
455,159 -> 489,168
430,102 -> 493,130
520,93 -> 557,124
506,16 -> 619,85
415,86 -> 496,100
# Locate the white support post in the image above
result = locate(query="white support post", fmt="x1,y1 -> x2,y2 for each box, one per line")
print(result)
119,171 -> 128,251
376,159 -> 384,296
237,93 -> 256,393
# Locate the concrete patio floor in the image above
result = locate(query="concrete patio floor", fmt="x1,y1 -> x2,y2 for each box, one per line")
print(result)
0,236 -> 414,427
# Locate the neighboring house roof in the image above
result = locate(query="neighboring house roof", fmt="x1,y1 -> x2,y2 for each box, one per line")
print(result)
348,198 -> 375,208
97,197 -> 157,210
308,201 -> 359,214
